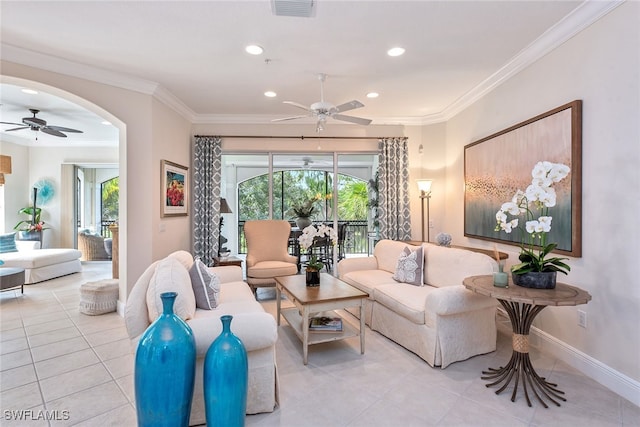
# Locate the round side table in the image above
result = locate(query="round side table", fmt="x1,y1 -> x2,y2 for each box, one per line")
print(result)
463,275 -> 591,408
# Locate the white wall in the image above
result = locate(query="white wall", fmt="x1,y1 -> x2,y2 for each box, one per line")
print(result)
0,141 -> 29,234
442,2 -> 639,383
153,98 -> 192,261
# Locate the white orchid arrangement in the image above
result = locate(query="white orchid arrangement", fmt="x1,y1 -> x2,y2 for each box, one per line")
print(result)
298,224 -> 338,271
495,161 -> 571,276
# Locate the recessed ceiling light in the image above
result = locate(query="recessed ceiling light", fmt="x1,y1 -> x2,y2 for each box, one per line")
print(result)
387,47 -> 405,57
101,121 -> 112,126
366,92 -> 379,98
21,88 -> 38,95
264,91 -> 277,98
245,45 -> 264,55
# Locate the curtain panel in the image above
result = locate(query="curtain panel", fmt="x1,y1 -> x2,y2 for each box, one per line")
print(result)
378,137 -> 412,241
192,136 -> 222,266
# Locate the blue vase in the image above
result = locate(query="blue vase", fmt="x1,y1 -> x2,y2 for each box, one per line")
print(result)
134,292 -> 196,427
204,315 -> 248,427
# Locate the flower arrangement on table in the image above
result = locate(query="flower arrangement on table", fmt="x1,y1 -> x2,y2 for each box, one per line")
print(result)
298,224 -> 338,271
494,161 -> 571,284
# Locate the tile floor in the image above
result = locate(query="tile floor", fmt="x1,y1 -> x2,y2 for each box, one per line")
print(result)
1,262 -> 638,426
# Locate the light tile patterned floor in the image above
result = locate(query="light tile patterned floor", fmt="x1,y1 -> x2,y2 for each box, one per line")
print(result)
1,262 -> 638,426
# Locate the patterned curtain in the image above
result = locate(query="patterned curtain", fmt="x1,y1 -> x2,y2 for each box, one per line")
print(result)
378,137 -> 412,240
193,136 -> 222,266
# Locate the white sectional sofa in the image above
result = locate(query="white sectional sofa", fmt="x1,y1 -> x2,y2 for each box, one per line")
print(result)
337,239 -> 499,368
0,240 -> 82,284
124,251 -> 278,426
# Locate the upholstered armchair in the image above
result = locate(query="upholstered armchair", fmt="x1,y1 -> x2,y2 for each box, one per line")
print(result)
244,220 -> 298,295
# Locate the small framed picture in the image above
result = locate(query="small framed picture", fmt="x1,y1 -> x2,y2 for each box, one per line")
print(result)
161,160 -> 188,217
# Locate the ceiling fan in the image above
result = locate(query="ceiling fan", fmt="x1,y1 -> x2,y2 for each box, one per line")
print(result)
0,109 -> 83,138
273,73 -> 372,132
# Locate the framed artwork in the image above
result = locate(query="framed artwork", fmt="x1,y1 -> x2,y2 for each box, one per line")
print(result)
161,160 -> 188,217
464,100 -> 582,257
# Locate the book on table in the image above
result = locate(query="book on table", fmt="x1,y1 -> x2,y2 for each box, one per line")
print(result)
309,315 -> 343,332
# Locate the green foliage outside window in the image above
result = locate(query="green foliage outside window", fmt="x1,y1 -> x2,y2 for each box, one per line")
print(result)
238,170 -> 368,222
101,177 -> 119,221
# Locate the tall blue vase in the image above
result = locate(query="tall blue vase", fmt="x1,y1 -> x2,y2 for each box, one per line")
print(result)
134,292 -> 196,427
204,315 -> 248,427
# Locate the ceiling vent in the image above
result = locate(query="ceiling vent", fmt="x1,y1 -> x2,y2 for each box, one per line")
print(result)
271,0 -> 316,18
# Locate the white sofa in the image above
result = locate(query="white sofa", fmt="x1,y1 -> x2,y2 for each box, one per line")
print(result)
0,241 -> 82,284
124,251 -> 278,426
337,239 -> 499,368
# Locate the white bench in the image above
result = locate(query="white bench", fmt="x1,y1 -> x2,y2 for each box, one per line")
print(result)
0,242 -> 82,284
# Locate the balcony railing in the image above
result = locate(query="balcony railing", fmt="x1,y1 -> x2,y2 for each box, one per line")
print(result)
237,220 -> 370,256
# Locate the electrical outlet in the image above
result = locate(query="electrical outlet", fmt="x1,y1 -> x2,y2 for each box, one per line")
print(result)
577,310 -> 587,328
428,220 -> 434,228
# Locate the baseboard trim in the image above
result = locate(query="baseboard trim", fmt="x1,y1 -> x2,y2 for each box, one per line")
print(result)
531,326 -> 640,406
116,300 -> 125,317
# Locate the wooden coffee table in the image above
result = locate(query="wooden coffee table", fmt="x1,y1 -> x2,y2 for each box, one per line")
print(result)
275,273 -> 368,365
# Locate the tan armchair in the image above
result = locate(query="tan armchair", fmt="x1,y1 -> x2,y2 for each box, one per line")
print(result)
244,220 -> 298,295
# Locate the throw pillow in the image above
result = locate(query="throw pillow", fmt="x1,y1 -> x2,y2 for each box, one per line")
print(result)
0,232 -> 18,254
146,257 -> 196,322
189,258 -> 221,310
392,246 -> 424,286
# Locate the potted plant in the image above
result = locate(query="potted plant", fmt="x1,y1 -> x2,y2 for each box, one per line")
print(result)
494,161 -> 571,289
14,187 -> 48,242
297,224 -> 338,286
287,195 -> 321,229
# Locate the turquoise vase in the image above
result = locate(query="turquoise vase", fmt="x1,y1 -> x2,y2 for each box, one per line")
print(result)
134,292 -> 196,427
204,315 -> 248,427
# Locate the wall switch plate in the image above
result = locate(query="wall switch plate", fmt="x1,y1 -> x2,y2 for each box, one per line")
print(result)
578,310 -> 587,328
429,220 -> 434,228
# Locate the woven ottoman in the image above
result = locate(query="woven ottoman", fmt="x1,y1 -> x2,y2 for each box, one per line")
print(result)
79,279 -> 119,315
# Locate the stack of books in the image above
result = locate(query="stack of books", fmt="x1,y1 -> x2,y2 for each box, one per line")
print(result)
309,315 -> 343,332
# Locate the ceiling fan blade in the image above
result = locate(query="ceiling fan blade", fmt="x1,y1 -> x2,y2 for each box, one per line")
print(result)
4,126 -> 29,132
47,125 -> 83,133
0,121 -> 25,126
333,100 -> 365,113
41,127 -> 67,137
283,101 -> 312,112
271,115 -> 309,122
333,114 -> 372,126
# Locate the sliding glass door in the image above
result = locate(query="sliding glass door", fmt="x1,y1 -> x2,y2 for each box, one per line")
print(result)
223,152 -> 376,262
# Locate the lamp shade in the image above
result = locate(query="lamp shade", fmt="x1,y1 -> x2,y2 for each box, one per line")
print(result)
417,179 -> 433,195
220,198 -> 232,214
0,155 -> 11,174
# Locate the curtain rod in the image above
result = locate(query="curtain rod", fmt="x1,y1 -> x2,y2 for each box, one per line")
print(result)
193,135 -> 400,140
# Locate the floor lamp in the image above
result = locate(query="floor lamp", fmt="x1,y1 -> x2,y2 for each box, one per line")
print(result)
417,180 -> 433,242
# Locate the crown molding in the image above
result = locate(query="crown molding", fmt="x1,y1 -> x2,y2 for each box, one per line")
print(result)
191,113 -> 432,126
1,1 -> 623,128
152,85 -> 196,121
1,43 -> 160,96
439,0 -> 624,122
1,43 -> 195,122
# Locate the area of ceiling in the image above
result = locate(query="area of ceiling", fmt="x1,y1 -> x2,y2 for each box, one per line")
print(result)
0,1 -> 616,147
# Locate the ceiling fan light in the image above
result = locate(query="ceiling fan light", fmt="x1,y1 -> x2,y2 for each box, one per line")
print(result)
366,92 -> 379,98
245,45 -> 264,55
264,91 -> 277,98
387,47 -> 405,57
